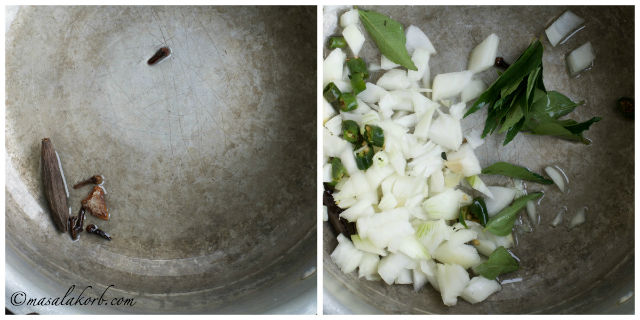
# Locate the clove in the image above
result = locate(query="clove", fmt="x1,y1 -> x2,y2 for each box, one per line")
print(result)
147,47 -> 171,65
86,224 -> 112,241
73,175 -> 103,189
494,57 -> 510,69
41,138 -> 70,232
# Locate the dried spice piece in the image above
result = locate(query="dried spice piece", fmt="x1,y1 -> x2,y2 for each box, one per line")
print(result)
41,138 -> 70,232
147,47 -> 170,65
323,185 -> 356,237
494,57 -> 510,69
86,224 -> 112,241
73,175 -> 103,189
82,186 -> 109,220
69,208 -> 86,241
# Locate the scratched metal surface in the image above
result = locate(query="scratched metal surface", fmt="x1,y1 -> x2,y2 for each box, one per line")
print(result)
323,6 -> 634,314
6,6 -> 316,314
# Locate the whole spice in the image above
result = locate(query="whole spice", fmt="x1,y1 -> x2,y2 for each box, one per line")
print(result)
73,175 -> 103,189
86,224 -> 112,241
494,57 -> 510,69
617,97 -> 634,119
147,47 -> 170,65
82,186 -> 109,220
41,138 -> 70,232
69,208 -> 85,241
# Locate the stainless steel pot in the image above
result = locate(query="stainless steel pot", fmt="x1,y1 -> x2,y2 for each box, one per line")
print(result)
6,6 -> 316,314
323,5 -> 634,314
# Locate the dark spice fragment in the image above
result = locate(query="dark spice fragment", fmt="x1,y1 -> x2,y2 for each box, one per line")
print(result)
41,138 -> 70,232
69,208 -> 86,241
147,47 -> 171,65
73,175 -> 103,189
617,97 -> 634,119
86,224 -> 112,240
82,186 -> 109,220
494,57 -> 510,69
323,184 -> 356,237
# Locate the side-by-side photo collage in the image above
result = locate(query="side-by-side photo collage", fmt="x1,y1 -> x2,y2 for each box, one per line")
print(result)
4,3 -> 635,316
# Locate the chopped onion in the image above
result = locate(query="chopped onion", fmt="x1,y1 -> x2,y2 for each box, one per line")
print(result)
436,263 -> 470,306
449,102 -> 467,121
340,200 -> 374,222
378,193 -> 398,211
467,33 -> 500,73
415,219 -> 453,254
378,252 -> 413,285
323,206 -> 328,221
351,234 -> 387,256
342,24 -> 365,57
377,69 -> 411,91
551,207 -> 566,227
388,235 -> 431,260
408,48 -> 431,82
569,207 -> 587,229
433,242 -> 482,269
323,128 -> 349,157
429,169 -> 446,194
466,175 -> 494,199
331,234 -> 364,274
413,268 -> 429,291
431,71 -> 473,102
368,63 -> 381,72
339,9 -> 359,28
461,277 -> 502,304
323,98 -> 337,123
445,144 -> 482,177
566,41 -> 595,76
545,10 -> 585,47
358,253 -> 380,280
464,128 -> 485,149
526,200 -> 537,224
428,111 -> 463,151
485,186 -> 516,216
358,82 -> 388,104
356,208 -> 413,248
322,163 -> 332,183
405,25 -> 436,55
545,165 -> 568,193
461,79 -> 487,103
324,114 -> 342,136
443,169 -> 463,188
381,54 -> 400,70
395,268 -> 413,284
414,107 -> 437,140
323,48 -> 346,85
423,189 -> 468,220
338,146 -> 359,175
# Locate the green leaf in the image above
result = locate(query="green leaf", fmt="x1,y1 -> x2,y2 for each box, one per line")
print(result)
502,117 -> 525,145
472,246 -> 519,279
562,116 -> 602,134
482,162 -> 553,184
469,197 -> 489,226
499,92 -> 525,133
546,91 -> 581,119
485,192 -> 543,236
459,207 -> 469,228
526,66 -> 542,106
358,9 -> 417,70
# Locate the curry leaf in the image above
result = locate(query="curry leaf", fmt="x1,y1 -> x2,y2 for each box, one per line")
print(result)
472,246 -> 519,279
485,192 -> 543,236
358,9 -> 417,70
482,162 -> 553,184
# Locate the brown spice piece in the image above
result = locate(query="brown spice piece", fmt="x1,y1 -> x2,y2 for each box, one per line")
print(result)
69,208 -> 86,241
86,224 -> 112,240
82,186 -> 109,220
41,138 -> 70,232
73,175 -> 103,189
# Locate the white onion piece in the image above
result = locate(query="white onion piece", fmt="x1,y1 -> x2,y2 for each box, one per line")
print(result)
466,175 -> 494,199
461,79 -> 487,103
394,113 -> 418,128
445,144 -> 482,177
358,82 -> 388,104
449,102 -> 467,121
413,268 -> 429,291
357,208 -> 413,248
338,147 -> 359,175
323,98 -> 337,123
358,253 -> 380,280
342,24 -> 365,57
551,207 -> 567,227
443,169 -> 463,188
322,163 -> 332,183
340,200 -> 374,222
368,63 -> 381,72
545,10 -> 585,47
324,114 -> 342,136
569,207 -> 587,229
429,169 -> 445,194
378,252 -> 413,285
388,235 -> 430,260
381,54 -> 400,70
436,263 -> 470,306
415,219 -> 453,254
323,48 -> 346,85
323,206 -> 328,221
434,242 -> 482,269
429,112 -> 463,151
405,25 -> 436,55
432,71 -> 473,102
526,200 -> 537,224
395,268 -> 413,284
323,128 -> 349,157
331,234 -> 364,274
377,69 -> 411,91
485,186 -> 517,216
461,277 -> 502,304
340,9 -> 359,28
351,234 -> 387,256
467,33 -> 500,73
567,42 -> 595,76
333,79 -> 352,93
545,165 -> 568,192
414,107 -> 437,140
378,193 -> 398,211
473,239 -> 497,257
464,128 -> 485,149
423,189 -> 468,220
408,48 -> 431,82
